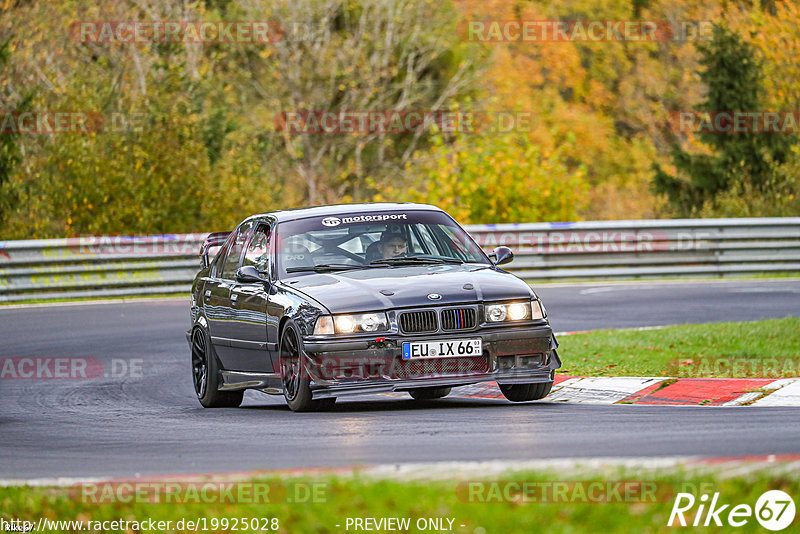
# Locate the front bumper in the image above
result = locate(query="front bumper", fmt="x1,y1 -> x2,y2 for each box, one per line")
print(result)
302,325 -> 560,399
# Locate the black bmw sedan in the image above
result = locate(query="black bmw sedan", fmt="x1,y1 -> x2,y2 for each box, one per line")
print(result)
188,203 -> 560,411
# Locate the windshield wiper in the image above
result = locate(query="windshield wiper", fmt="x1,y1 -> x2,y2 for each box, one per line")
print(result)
286,263 -> 388,273
371,256 -> 464,266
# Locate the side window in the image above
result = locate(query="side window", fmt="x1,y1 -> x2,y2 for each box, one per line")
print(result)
242,226 -> 270,272
212,235 -> 234,278
219,222 -> 254,279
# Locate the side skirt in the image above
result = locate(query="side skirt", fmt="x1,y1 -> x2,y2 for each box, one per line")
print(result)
219,370 -> 283,394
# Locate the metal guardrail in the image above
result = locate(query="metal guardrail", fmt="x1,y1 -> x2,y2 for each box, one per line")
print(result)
1,218 -> 799,302
466,218 -> 800,281
0,234 -> 207,303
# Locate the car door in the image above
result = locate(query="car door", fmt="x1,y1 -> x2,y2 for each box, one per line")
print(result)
206,221 -> 253,370
228,223 -> 273,372
203,234 -> 233,361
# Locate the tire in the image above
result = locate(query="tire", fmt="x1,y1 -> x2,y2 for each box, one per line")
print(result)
191,327 -> 244,408
279,324 -> 336,412
499,381 -> 553,402
408,386 -> 452,400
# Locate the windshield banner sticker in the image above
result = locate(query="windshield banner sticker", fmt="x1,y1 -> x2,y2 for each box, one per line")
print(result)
321,214 -> 408,227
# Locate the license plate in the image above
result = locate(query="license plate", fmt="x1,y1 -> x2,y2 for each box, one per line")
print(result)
402,338 -> 482,360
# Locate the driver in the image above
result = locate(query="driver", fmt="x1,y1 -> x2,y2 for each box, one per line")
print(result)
378,231 -> 408,259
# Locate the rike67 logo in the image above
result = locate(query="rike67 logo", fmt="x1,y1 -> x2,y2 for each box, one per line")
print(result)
668,490 -> 795,531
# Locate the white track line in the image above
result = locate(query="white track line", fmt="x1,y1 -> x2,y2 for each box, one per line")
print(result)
0,458 -> 694,486
751,378 -> 800,406
8,455 -> 800,486
722,378 -> 793,406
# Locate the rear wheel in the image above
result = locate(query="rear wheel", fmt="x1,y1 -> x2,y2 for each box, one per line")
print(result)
191,327 -> 244,408
500,381 -> 553,402
280,325 -> 336,412
408,386 -> 452,400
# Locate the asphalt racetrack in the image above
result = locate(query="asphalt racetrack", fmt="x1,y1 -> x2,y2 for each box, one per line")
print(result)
1,279 -> 799,478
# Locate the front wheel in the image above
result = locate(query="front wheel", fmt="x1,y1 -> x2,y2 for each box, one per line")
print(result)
500,381 -> 553,402
279,324 -> 336,412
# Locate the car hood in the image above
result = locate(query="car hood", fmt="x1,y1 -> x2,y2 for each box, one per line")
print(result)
284,264 -> 535,313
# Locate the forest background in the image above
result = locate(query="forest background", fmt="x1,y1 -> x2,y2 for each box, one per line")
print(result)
1,0 -> 798,239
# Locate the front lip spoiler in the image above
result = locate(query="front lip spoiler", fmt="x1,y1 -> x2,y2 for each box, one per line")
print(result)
217,369 -> 555,398
309,369 -> 554,399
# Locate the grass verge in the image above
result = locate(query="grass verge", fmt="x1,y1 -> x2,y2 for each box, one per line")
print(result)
559,317 -> 800,378
1,467 -> 797,533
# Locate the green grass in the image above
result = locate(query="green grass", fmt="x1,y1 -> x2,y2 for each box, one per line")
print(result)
559,317 -> 800,378
1,469 -> 797,533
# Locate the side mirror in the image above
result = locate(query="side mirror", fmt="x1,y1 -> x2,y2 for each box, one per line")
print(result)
491,246 -> 514,266
236,265 -> 267,284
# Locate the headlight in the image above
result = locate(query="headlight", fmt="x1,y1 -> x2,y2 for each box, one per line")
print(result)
485,300 -> 545,323
507,302 -> 529,320
335,315 -> 357,333
313,313 -> 389,335
486,304 -> 508,322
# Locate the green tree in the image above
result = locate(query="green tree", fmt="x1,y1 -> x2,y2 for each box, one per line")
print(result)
395,115 -> 589,224
654,24 -> 795,215
0,37 -> 31,231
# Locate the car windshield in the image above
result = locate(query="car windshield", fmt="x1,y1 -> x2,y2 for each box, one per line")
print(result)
275,210 -> 490,278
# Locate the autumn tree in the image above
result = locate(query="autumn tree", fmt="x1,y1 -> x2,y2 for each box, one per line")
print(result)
396,107 -> 589,224
0,0 -> 281,237
654,24 -> 795,215
0,38 -> 26,231
0,24 -> 39,232
248,0 -> 486,204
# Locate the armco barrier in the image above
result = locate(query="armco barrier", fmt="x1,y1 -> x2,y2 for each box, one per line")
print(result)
0,234 -> 207,303
0,218 -> 798,302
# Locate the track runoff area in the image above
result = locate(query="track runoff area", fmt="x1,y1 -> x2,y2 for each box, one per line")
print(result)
2,281 -> 800,532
